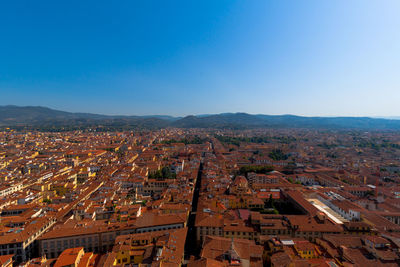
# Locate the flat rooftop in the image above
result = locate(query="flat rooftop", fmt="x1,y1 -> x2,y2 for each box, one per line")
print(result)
307,198 -> 348,224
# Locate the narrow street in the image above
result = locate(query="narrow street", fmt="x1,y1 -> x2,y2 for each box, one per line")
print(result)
184,153 -> 204,259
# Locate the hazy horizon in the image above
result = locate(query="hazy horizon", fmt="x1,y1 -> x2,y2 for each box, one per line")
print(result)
1,1 -> 399,117
2,105 -> 400,119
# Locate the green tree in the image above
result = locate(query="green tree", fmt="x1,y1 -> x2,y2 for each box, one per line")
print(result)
269,149 -> 288,161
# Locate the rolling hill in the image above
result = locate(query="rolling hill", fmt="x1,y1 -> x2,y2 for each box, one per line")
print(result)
1,106 -> 400,130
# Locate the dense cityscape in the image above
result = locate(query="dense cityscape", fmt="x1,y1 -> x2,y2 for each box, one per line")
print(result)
1,1 -> 400,266
0,128 -> 399,266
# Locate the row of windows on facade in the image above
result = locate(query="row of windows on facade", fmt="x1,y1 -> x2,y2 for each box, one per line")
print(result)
43,236 -> 102,249
0,249 -> 22,255
41,225 -> 183,250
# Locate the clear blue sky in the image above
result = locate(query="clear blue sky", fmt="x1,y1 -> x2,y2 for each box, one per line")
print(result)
1,0 -> 399,116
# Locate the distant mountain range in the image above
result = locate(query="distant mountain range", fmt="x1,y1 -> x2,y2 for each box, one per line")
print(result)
1,105 -> 400,130
374,116 -> 400,120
